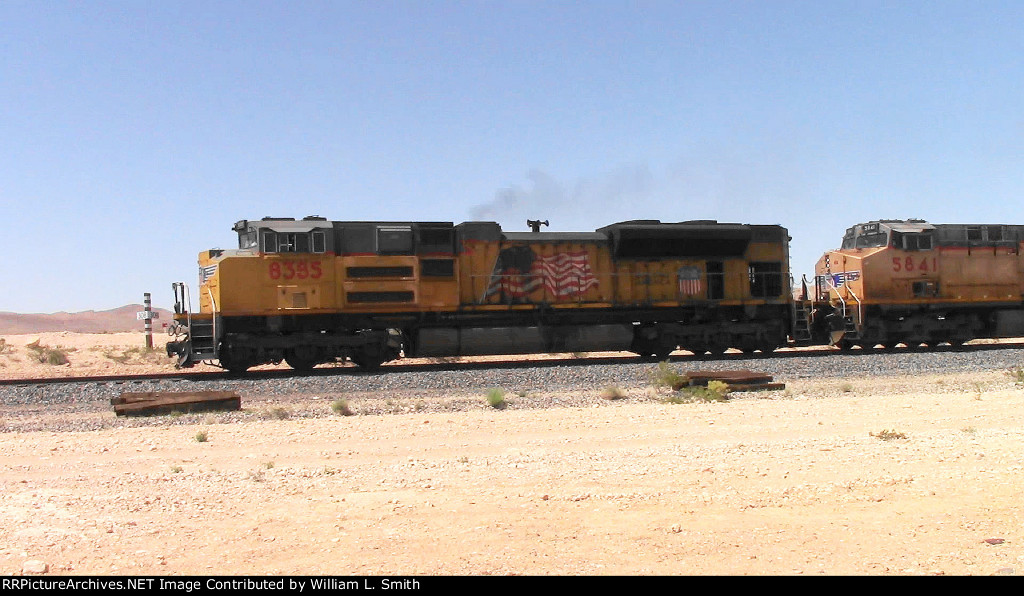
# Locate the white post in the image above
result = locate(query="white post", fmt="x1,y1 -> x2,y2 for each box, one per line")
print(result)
144,293 -> 153,349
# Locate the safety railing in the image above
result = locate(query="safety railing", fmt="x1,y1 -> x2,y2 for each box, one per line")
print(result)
815,274 -> 863,334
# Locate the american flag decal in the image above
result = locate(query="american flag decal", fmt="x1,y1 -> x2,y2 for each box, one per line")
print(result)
677,265 -> 703,296
486,248 -> 598,300
199,264 -> 218,284
831,270 -> 861,288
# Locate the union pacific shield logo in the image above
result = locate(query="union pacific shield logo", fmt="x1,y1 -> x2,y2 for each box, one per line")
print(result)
677,266 -> 702,296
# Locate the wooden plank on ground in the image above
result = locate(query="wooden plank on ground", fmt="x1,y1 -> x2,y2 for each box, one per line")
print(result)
112,391 -> 242,416
723,382 -> 787,392
675,369 -> 785,392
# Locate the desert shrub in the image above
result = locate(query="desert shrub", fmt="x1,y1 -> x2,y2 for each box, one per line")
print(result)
1008,368 -> 1024,385
194,430 -> 208,443
105,346 -> 170,365
705,380 -> 730,399
262,407 -> 290,420
685,380 -> 731,402
600,385 -> 627,400
648,361 -> 688,390
26,341 -> 72,365
331,398 -> 354,416
663,380 -> 731,404
486,388 -> 507,409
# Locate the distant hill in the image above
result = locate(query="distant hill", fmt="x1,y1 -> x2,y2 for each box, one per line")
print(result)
0,305 -> 175,334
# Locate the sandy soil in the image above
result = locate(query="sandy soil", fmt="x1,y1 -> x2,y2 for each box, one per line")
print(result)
0,332 -> 180,380
2,333 -> 1024,576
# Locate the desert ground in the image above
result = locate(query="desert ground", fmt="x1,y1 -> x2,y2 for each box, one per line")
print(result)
2,332 -> 1024,576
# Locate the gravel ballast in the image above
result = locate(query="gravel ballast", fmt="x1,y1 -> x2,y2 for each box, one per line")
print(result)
3,346 -> 1024,432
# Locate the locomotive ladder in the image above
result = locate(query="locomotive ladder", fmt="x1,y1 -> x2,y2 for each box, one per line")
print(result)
790,275 -> 813,343
837,285 -> 863,342
189,287 -> 220,360
189,319 -> 217,360
842,313 -> 860,340
792,301 -> 813,343
171,282 -> 218,362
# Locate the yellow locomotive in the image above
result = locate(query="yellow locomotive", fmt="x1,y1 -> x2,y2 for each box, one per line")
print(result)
812,219 -> 1024,348
167,217 -> 795,371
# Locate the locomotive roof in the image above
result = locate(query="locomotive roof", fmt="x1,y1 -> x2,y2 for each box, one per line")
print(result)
235,218 -> 456,232
850,219 -> 1023,232
503,232 -> 607,242
237,217 -> 785,235
843,220 -> 1024,248
887,221 -> 936,233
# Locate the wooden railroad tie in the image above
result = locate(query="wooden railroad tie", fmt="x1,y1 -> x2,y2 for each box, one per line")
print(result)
112,390 -> 242,417
674,369 -> 785,393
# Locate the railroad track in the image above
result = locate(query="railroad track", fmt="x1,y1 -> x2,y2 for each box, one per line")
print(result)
3,340 -> 1023,388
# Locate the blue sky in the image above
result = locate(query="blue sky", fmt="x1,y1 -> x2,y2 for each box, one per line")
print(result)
2,1 -> 1022,313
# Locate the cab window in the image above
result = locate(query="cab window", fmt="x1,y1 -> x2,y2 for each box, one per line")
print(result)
238,227 -> 258,249
261,230 -> 277,253
855,232 -> 888,248
261,231 -> 310,253
895,232 -> 932,250
312,231 -> 326,253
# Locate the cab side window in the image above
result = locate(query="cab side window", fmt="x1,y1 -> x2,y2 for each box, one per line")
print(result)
259,230 -> 323,253
899,233 -> 932,250
377,226 -> 414,255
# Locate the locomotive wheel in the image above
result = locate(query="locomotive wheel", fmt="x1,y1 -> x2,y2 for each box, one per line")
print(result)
630,333 -> 674,361
351,352 -> 386,370
218,347 -> 253,375
285,346 -> 320,372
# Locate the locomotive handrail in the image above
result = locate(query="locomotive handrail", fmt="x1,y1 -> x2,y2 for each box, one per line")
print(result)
174,282 -> 193,331
818,274 -> 863,333
206,286 -> 218,359
845,284 -> 864,332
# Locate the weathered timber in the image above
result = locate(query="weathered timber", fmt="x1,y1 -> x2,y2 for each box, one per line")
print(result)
112,391 -> 241,416
674,369 -> 784,392
720,382 -> 787,393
